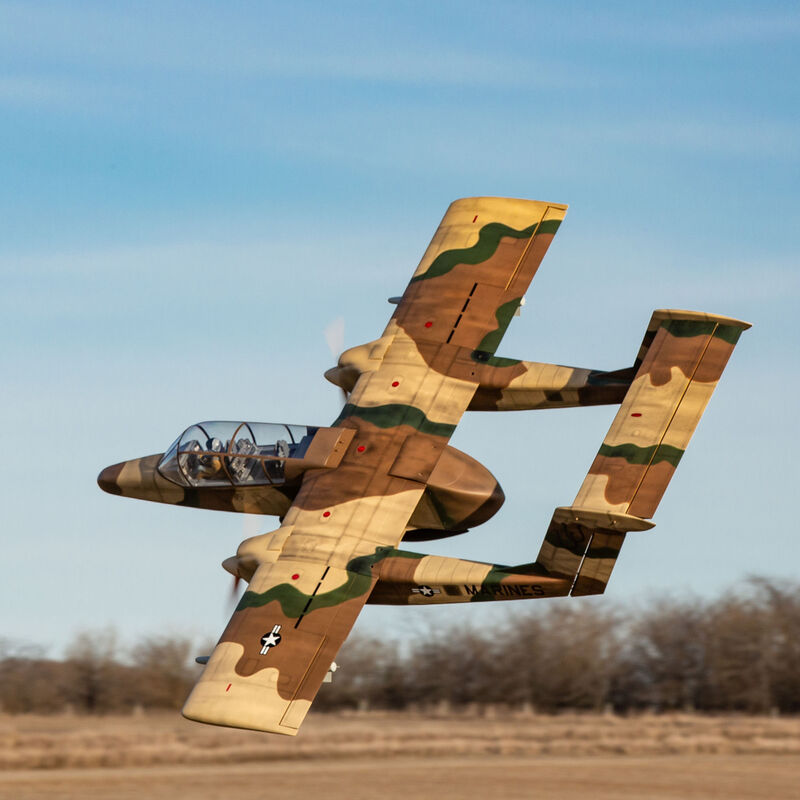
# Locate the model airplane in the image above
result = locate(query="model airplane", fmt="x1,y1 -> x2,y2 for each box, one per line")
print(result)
98,197 -> 749,735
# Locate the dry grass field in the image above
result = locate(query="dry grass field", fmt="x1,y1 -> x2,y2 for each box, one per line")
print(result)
1,710 -> 798,799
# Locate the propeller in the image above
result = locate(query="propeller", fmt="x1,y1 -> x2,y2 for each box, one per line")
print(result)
324,316 -> 349,405
227,573 -> 241,612
225,570 -> 242,613
324,316 -> 345,360
224,514 -> 262,612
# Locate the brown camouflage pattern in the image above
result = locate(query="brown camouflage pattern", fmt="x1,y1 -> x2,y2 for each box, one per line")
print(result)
328,345 -> 635,411
467,362 -> 634,411
97,453 -> 297,515
182,197 -> 570,734
365,547 -> 572,604
98,197 -> 749,736
537,311 -> 750,597
97,440 -> 504,536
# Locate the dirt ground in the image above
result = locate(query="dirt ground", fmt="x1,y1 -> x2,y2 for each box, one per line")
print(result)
1,711 -> 798,800
2,755 -> 799,800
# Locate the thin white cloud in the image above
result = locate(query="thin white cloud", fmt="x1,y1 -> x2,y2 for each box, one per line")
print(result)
0,3 -> 600,90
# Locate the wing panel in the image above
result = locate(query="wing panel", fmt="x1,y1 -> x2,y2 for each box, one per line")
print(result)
182,558 -> 377,735
531,311 -> 749,597
391,198 -> 567,352
574,311 -> 750,518
446,283 -> 507,348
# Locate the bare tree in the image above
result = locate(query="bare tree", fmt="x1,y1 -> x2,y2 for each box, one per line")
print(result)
129,635 -> 197,709
3,577 -> 799,716
754,579 -> 800,712
0,640 -> 65,713
504,603 -> 619,711
612,598 -> 708,711
63,627 -> 124,712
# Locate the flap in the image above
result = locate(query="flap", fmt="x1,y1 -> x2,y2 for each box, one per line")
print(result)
388,433 -> 447,483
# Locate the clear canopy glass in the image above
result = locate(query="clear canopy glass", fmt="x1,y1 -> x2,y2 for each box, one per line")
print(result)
157,421 -> 317,488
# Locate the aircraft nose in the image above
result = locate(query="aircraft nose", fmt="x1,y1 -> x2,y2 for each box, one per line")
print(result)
97,462 -> 124,495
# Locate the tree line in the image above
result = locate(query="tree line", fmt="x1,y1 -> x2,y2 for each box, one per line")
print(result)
3,578 -> 798,715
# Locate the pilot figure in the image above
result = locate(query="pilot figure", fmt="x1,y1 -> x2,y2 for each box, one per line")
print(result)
194,437 -> 226,480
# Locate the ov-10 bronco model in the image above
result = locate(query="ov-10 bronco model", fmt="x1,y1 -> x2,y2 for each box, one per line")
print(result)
98,197 -> 749,735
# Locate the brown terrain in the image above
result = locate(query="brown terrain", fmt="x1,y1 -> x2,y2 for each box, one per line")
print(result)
1,710 -> 798,799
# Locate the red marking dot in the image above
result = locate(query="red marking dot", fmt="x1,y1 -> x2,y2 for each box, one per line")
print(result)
322,510 -> 331,518
225,683 -> 231,692
357,445 -> 366,452
472,215 -> 478,223
424,321 -> 433,328
631,412 -> 642,417
291,573 -> 300,580
391,380 -> 399,387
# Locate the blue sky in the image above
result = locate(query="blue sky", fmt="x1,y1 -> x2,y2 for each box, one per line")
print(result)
1,1 -> 798,655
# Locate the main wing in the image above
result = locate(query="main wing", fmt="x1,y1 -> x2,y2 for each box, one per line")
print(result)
392,197 -> 567,354
182,553 -> 380,734
183,197 -> 567,734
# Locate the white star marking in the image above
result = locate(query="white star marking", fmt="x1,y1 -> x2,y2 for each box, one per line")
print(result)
411,585 -> 440,597
260,624 -> 282,655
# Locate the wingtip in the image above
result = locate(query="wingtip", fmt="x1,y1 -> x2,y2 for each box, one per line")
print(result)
651,309 -> 752,330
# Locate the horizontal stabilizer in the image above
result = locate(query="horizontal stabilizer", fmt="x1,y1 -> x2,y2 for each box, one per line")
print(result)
536,309 -> 749,596
574,309 -> 749,519
552,506 -> 655,532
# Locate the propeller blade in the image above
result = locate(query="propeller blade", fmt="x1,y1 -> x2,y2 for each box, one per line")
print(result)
324,317 -> 349,405
227,573 -> 242,612
324,316 -> 345,359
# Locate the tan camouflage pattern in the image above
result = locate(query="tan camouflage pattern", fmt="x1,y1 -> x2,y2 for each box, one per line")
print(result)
467,361 -> 634,411
537,310 -> 750,596
98,197 -> 748,736
182,197 -> 569,734
98,439 -> 504,536
365,546 -> 572,604
330,348 -> 634,411
97,453 -> 296,515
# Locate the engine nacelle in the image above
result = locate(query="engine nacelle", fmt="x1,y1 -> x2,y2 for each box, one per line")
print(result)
405,445 -> 504,539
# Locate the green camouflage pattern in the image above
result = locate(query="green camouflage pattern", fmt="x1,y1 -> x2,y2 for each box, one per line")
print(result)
98,197 -> 749,736
364,546 -> 572,604
97,439 -> 505,537
182,197 -> 570,734
537,310 -> 750,596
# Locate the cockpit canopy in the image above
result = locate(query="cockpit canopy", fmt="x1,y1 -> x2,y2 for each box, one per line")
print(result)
157,421 -> 317,488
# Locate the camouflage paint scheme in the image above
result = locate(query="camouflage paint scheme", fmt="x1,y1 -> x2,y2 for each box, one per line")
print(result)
97,441 -> 505,535
98,197 -> 749,736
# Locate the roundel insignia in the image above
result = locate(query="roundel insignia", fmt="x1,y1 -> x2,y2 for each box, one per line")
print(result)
411,585 -> 441,598
259,624 -> 282,655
